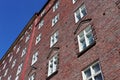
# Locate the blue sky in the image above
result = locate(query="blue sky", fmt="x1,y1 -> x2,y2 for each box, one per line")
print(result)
0,0 -> 48,59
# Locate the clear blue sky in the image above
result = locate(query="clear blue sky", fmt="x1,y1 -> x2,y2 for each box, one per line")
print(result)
0,0 -> 48,59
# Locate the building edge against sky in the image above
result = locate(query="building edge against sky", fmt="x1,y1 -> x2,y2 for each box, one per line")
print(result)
0,0 -> 120,80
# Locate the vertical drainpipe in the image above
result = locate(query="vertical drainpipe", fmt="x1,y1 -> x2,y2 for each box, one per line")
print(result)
20,14 -> 38,80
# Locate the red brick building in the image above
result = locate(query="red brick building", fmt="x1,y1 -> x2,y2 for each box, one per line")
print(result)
0,0 -> 120,80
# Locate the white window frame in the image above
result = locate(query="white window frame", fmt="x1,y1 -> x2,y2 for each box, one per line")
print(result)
15,76 -> 19,80
11,59 -> 16,68
16,46 -> 20,54
2,63 -> 7,70
16,63 -> 23,76
48,54 -> 58,77
38,20 -> 44,29
50,31 -> 59,47
72,0 -> 77,4
21,47 -> 27,57
9,55 -> 13,63
25,34 -> 30,43
31,51 -> 38,66
4,68 -> 8,77
29,74 -> 35,80
35,33 -> 41,45
0,76 -> 2,80
74,4 -> 87,23
52,14 -> 59,26
82,62 -> 104,80
53,1 -> 59,12
77,26 -> 94,52
7,75 -> 12,80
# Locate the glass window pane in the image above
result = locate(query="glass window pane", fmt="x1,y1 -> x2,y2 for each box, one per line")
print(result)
89,78 -> 93,80
94,73 -> 103,80
93,63 -> 100,73
81,5 -> 87,17
84,68 -> 91,78
86,33 -> 94,45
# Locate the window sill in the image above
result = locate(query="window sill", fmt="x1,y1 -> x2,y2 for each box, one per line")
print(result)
77,41 -> 96,57
46,70 -> 58,80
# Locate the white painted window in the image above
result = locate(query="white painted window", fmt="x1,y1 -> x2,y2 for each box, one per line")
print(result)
25,34 -> 30,43
16,46 -> 20,53
2,63 -> 6,70
29,74 -> 35,80
13,45 -> 16,51
7,75 -> 12,80
31,51 -> 38,66
2,60 -> 5,64
82,62 -> 104,80
15,76 -> 19,80
7,53 -> 10,57
50,31 -> 59,47
4,68 -> 8,77
74,4 -> 87,23
41,9 -> 45,16
21,47 -> 27,57
48,54 -> 58,77
16,63 -> 23,76
72,0 -> 77,4
38,20 -> 44,29
77,26 -> 94,52
52,14 -> 59,26
20,35 -> 24,41
11,59 -> 16,68
9,55 -> 13,63
53,1 -> 59,12
35,33 -> 41,45
0,76 -> 2,80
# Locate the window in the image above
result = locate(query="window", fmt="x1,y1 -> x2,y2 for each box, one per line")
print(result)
0,76 -> 2,80
25,34 -> 30,43
35,33 -> 41,45
9,55 -> 13,62
7,75 -> 12,80
72,0 -> 77,4
31,51 -> 38,66
2,63 -> 6,70
15,76 -> 19,80
16,46 -> 20,53
4,68 -> 8,77
53,1 -> 59,12
77,26 -> 94,52
38,20 -> 44,29
52,14 -> 59,26
82,62 -> 104,80
16,63 -> 23,76
74,4 -> 87,23
41,9 -> 45,16
48,54 -> 58,77
2,60 -> 5,64
11,59 -> 16,68
13,45 -> 16,51
21,47 -> 27,57
50,31 -> 59,47
29,74 -> 35,80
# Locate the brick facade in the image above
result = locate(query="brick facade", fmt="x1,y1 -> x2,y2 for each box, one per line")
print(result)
0,0 -> 120,80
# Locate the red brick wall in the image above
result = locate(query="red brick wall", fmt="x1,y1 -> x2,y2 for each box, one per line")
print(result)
0,0 -> 120,80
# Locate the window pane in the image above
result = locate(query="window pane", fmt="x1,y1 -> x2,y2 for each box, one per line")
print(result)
94,73 -> 103,80
76,10 -> 81,21
86,33 -> 94,45
80,38 -> 86,49
84,68 -> 91,78
81,5 -> 87,18
93,63 -> 100,73
89,78 -> 93,80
